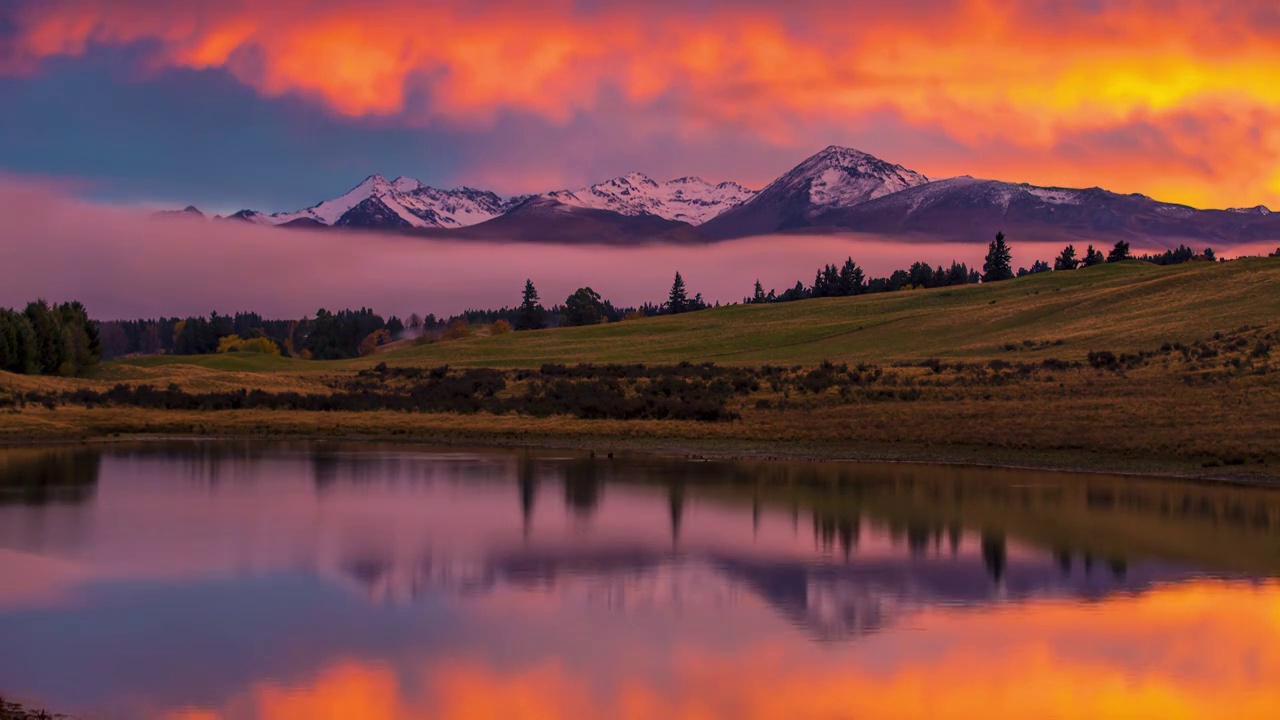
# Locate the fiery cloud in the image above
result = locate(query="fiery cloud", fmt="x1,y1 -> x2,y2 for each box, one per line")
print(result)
5,0 -> 1280,207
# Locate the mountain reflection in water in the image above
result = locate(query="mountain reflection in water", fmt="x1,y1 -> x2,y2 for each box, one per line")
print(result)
0,442 -> 1276,719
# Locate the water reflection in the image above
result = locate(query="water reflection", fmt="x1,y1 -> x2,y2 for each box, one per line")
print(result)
0,447 -> 100,506
0,442 -> 1277,719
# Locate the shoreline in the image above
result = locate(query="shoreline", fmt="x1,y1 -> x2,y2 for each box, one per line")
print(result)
4,425 -> 1278,489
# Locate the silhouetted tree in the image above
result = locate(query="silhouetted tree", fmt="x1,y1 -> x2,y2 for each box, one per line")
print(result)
838,257 -> 865,295
1107,240 -> 1132,263
1084,245 -> 1106,266
667,272 -> 689,313
516,279 -> 544,331
1054,244 -> 1079,271
982,231 -> 1014,282
563,287 -> 606,326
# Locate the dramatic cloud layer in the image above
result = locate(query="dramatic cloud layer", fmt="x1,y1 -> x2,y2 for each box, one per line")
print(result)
3,0 -> 1280,209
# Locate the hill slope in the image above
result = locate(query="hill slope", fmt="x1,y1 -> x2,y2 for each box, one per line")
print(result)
377,258 -> 1280,366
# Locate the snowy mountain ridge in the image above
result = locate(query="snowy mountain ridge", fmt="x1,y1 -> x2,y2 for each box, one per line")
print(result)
182,145 -> 1280,245
226,171 -> 756,230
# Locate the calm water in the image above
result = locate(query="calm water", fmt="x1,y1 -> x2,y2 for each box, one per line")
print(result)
1,443 -> 1278,719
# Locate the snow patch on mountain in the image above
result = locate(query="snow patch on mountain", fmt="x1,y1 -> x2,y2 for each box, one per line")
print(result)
247,175 -> 519,229
784,146 -> 930,209
1228,205 -> 1272,216
545,173 -> 755,224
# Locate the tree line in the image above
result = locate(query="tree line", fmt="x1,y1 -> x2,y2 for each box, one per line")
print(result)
0,299 -> 101,375
97,309 -> 401,360
511,273 -> 711,330
10,235 -> 1240,367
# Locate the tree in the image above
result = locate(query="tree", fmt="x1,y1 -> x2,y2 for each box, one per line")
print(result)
1204,247 -> 1217,262
24,300 -> 66,375
1084,245 -> 1106,266
564,287 -> 606,326
358,328 -> 392,356
982,231 -> 1013,282
1054,244 -> 1079,271
667,272 -> 689,313
751,280 -> 767,304
1107,241 -> 1131,263
56,301 -> 100,373
517,279 -> 544,331
0,308 -> 37,374
838,258 -> 865,295
385,316 -> 405,339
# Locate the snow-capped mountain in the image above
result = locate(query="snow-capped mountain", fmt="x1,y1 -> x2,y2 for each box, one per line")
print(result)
230,175 -> 520,230
820,176 -> 1280,243
544,173 -> 755,224
699,146 -> 930,239
185,144 -> 1280,245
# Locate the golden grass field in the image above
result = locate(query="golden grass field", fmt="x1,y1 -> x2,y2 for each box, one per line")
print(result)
3,257 -> 1280,482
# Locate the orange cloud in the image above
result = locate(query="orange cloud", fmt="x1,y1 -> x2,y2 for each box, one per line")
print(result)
6,0 -> 1280,208
167,581 -> 1280,720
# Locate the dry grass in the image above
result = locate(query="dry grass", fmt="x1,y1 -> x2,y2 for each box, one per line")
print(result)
5,259 -> 1280,482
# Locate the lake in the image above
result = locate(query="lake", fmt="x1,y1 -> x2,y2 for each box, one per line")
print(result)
1,442 -> 1278,719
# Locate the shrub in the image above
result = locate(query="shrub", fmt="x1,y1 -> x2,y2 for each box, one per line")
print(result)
216,335 -> 282,355
490,320 -> 512,335
441,318 -> 472,340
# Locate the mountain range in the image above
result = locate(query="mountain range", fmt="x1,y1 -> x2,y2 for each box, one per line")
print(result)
172,146 -> 1280,246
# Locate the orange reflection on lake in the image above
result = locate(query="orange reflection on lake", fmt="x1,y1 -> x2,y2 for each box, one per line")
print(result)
167,580 -> 1280,720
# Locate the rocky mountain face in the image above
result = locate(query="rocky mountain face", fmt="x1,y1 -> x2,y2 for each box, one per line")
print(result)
698,146 -> 930,239
816,177 -> 1280,244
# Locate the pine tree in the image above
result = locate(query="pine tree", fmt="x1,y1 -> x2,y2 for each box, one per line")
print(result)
1107,241 -> 1131,263
517,279 -> 544,330
1054,244 -> 1079,271
667,272 -> 688,314
982,231 -> 1014,282
1084,245 -> 1106,266
24,299 -> 66,375
752,280 -> 766,304
838,258 -> 865,295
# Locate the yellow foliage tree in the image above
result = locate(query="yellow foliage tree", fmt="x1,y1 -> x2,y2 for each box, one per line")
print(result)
216,335 -> 281,355
490,319 -> 512,335
358,328 -> 392,356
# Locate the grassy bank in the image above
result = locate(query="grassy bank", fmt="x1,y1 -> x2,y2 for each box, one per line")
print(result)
3,259 -> 1280,482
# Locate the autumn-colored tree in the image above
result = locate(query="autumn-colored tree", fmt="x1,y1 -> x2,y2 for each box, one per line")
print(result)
358,328 -> 392,356
442,318 -> 472,340
490,319 -> 512,335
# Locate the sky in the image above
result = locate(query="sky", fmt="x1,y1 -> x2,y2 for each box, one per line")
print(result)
2,0 -> 1280,214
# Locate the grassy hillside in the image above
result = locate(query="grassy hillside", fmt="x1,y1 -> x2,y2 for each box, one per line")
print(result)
102,258 -> 1280,372
4,257 -> 1280,482
376,258 -> 1280,367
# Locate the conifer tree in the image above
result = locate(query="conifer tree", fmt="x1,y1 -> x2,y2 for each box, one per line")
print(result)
667,272 -> 688,313
517,279 -> 544,330
982,231 -> 1014,282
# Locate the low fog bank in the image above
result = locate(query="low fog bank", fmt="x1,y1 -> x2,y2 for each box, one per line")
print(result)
0,177 -> 1263,320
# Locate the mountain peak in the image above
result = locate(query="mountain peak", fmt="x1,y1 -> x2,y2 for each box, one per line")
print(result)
1228,204 -> 1272,216
392,176 -> 425,193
